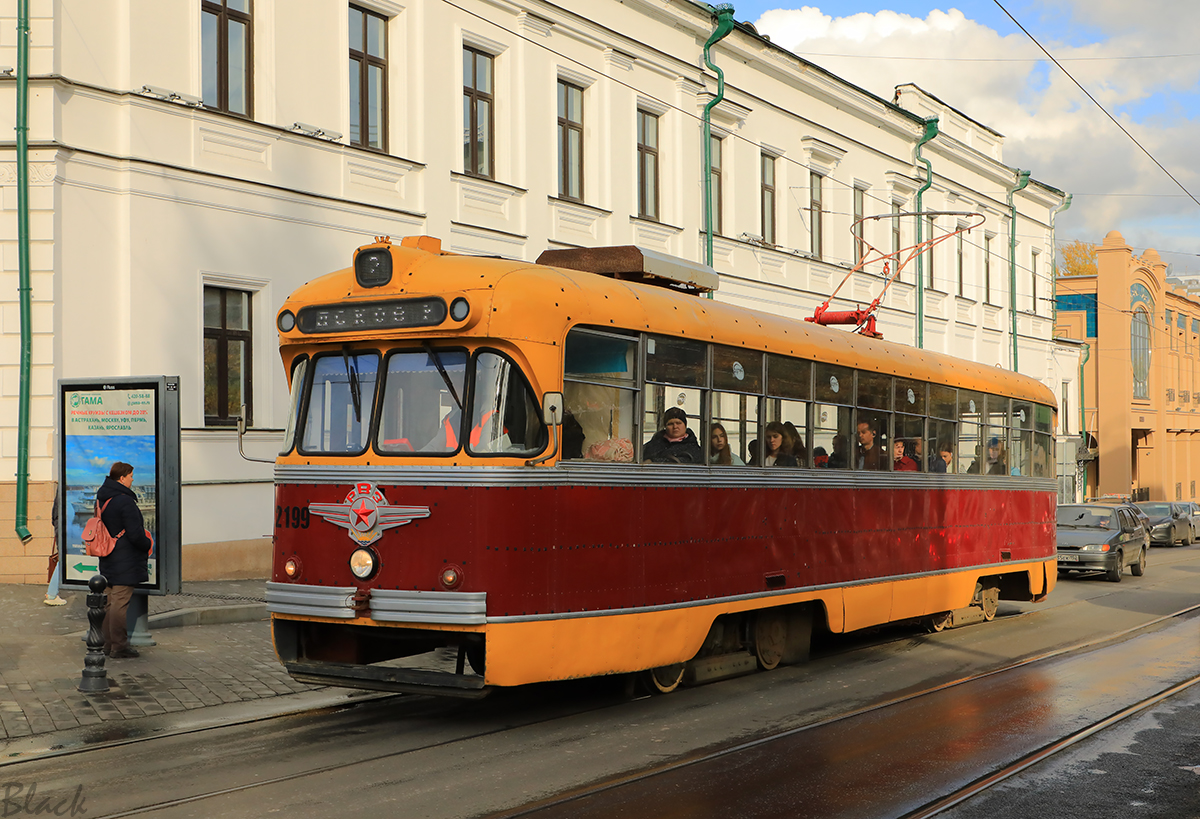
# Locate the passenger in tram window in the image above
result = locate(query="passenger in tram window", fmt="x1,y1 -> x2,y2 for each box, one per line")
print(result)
747,439 -> 760,465
827,434 -> 849,469
784,422 -> 807,466
968,437 -> 1007,475
813,446 -> 829,468
752,421 -> 798,467
930,441 -> 953,473
893,439 -> 919,471
642,407 -> 703,464
856,419 -> 885,470
709,423 -> 745,465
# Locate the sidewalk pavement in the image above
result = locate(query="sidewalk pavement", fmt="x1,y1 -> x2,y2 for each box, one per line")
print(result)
0,580 -> 369,760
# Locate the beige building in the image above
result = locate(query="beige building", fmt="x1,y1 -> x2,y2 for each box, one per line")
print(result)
1056,230 -> 1200,502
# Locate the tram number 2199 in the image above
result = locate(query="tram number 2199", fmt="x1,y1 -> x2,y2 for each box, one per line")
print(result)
276,506 -> 311,529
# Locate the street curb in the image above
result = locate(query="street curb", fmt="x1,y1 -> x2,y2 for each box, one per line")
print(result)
148,603 -> 268,628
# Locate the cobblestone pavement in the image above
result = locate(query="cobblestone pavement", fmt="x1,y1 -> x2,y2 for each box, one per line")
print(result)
0,581 -> 330,749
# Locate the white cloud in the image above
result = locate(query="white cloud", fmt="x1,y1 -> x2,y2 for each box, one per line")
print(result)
753,5 -> 1200,272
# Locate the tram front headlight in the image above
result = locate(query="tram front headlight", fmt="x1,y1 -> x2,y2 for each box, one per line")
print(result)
355,248 -> 393,288
349,547 -> 379,579
283,557 -> 302,579
449,297 -> 470,322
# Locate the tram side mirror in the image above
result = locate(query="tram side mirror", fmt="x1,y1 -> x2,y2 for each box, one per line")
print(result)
542,392 -> 563,426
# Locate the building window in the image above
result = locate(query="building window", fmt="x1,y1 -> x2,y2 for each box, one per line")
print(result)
1061,381 -> 1070,434
1167,309 -> 1176,351
709,135 -> 723,235
761,154 -> 776,246
1132,308 -> 1150,399
853,188 -> 865,265
891,202 -> 901,278
349,6 -> 387,151
925,215 -> 935,288
637,110 -> 659,221
463,47 -> 494,178
957,229 -> 965,297
204,286 -> 252,426
984,234 -> 993,304
809,172 -> 823,259
201,0 -> 253,117
1031,249 -> 1040,313
557,80 -> 584,201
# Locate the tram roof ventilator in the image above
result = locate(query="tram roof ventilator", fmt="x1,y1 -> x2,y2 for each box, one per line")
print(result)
537,245 -> 718,296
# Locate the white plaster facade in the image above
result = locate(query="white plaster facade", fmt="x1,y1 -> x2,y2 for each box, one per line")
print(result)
0,0 -> 1074,581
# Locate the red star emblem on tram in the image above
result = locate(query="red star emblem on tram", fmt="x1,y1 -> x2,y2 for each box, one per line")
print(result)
309,482 -> 430,546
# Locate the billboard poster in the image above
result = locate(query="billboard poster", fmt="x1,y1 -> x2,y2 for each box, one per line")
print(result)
58,377 -> 181,595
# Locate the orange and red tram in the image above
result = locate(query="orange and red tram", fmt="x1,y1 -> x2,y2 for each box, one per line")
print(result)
266,235 -> 1058,696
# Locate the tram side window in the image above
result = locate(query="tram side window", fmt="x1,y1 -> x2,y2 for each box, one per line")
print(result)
813,362 -> 853,469
711,391 -> 757,465
958,390 -> 985,474
1010,399 -> 1034,477
986,396 -> 1010,476
280,357 -> 307,455
377,349 -> 467,454
929,385 -> 957,473
713,346 -> 762,465
1034,404 -> 1055,479
563,328 -> 637,461
894,379 -> 927,471
468,352 -> 547,456
855,371 -> 891,471
766,354 -> 810,467
300,352 -> 380,454
642,383 -> 704,463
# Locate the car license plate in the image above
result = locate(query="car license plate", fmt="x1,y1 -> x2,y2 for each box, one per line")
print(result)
1058,554 -> 1079,562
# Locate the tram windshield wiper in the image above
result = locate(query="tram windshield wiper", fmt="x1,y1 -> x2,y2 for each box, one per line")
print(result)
342,345 -> 362,424
424,341 -> 463,410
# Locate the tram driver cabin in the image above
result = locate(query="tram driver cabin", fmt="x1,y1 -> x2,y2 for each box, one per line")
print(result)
264,236 -> 1058,696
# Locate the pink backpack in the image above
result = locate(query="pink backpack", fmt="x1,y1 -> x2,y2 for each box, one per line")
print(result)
82,499 -> 124,557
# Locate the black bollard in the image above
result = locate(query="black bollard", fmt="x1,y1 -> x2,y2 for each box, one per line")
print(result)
78,574 -> 109,693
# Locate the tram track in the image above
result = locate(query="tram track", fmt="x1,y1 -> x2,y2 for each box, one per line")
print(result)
21,600 -> 1197,819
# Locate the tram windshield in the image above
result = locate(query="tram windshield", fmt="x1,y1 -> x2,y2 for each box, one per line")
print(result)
377,349 -> 467,454
301,351 -> 380,453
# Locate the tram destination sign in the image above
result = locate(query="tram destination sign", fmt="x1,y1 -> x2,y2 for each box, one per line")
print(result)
56,376 -> 182,595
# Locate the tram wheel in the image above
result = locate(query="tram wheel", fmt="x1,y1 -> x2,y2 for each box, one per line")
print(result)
640,663 -> 685,695
927,612 -> 952,633
979,588 -> 999,622
754,610 -> 787,670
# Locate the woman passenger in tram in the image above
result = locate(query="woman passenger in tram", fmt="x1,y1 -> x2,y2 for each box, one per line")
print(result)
642,407 -> 704,464
752,421 -> 798,467
783,422 -> 807,466
709,423 -> 745,465
968,437 -> 1007,475
893,439 -> 919,471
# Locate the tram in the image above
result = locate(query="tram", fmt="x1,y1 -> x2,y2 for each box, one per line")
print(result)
264,234 -> 1058,697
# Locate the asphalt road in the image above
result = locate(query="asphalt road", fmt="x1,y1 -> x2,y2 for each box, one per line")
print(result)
6,544 -> 1199,819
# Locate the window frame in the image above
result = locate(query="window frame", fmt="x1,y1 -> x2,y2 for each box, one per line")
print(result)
809,172 -> 823,259
983,234 -> 993,305
853,187 -> 865,265
201,0 -> 253,118
203,285 -> 253,427
761,154 -> 776,246
349,4 -> 388,152
464,347 -> 549,458
296,348 -> 382,456
925,215 -> 936,289
710,135 -> 723,235
463,46 -> 496,179
557,79 -> 585,201
636,109 -> 659,221
956,228 -> 965,297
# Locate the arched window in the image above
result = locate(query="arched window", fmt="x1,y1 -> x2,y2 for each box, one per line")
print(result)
1132,308 -> 1151,399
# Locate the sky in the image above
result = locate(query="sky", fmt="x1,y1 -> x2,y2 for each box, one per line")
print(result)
734,1 -> 1200,276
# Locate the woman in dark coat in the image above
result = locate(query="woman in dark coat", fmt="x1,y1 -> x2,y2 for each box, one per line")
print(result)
642,407 -> 703,464
97,461 -> 153,658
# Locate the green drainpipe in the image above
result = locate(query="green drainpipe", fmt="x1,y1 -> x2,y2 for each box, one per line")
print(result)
14,0 -> 32,543
702,3 -> 735,279
913,117 -> 938,349
1050,193 -> 1073,324
1007,169 -> 1031,372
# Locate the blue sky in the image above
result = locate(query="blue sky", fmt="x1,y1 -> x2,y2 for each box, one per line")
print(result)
732,2 -> 1200,275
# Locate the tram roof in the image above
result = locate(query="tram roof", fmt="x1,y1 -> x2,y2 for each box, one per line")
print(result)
278,238 -> 1057,408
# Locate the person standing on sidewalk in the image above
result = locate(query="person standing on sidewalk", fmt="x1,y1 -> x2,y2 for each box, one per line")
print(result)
97,461 -> 152,659
44,486 -> 67,605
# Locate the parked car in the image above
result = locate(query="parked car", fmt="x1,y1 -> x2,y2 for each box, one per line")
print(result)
1181,501 -> 1200,541
1056,504 -> 1147,582
1134,501 -> 1192,546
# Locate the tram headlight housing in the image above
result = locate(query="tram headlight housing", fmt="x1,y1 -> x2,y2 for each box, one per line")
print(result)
355,248 -> 393,288
277,310 -> 296,333
449,297 -> 470,322
283,556 -> 302,579
439,564 -> 464,590
349,547 -> 379,579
